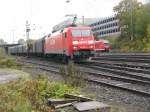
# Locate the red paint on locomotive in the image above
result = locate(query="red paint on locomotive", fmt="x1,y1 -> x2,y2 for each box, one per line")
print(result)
44,26 -> 95,59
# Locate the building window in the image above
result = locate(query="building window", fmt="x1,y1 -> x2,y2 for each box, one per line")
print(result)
115,29 -> 118,32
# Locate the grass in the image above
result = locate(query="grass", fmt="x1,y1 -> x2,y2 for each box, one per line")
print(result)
0,57 -> 23,69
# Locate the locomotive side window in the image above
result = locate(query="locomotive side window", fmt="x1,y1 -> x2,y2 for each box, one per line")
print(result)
64,32 -> 67,38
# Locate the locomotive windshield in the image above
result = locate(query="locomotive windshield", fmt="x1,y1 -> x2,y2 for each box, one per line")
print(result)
72,30 -> 91,37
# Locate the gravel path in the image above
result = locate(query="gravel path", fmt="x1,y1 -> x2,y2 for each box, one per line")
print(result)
0,69 -> 22,84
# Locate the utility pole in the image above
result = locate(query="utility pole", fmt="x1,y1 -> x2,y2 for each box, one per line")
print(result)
82,16 -> 84,25
26,20 -> 30,57
130,0 -> 134,40
12,29 -> 15,44
26,20 -> 30,41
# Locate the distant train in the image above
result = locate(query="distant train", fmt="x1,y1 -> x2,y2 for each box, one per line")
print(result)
94,39 -> 112,52
9,26 -> 95,62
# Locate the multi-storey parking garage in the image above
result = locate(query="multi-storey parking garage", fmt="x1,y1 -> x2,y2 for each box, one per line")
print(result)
89,16 -> 121,38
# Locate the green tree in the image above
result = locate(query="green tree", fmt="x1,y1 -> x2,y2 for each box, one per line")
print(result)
114,0 -> 141,39
134,3 -> 150,37
147,24 -> 150,38
142,24 -> 150,52
0,38 -> 7,44
113,1 -> 150,52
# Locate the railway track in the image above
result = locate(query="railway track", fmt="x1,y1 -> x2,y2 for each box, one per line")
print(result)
18,57 -> 150,97
95,55 -> 150,59
82,64 -> 150,82
87,61 -> 150,69
92,53 -> 150,63
86,78 -> 150,97
95,53 -> 150,56
85,61 -> 150,69
92,57 -> 150,63
88,62 -> 150,74
83,70 -> 150,85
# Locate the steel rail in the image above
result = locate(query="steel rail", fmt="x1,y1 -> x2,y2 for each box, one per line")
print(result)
83,65 -> 150,82
87,62 -> 150,74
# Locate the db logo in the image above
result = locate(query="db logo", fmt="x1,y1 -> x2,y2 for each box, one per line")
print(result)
50,39 -> 55,45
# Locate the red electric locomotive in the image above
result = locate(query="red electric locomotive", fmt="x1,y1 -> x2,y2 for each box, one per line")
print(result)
44,26 -> 95,61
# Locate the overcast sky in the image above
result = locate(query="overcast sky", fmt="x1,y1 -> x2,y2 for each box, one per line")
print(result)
0,0 -> 145,43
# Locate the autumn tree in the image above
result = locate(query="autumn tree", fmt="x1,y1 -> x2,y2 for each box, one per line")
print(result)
114,0 -> 141,39
134,3 -> 150,37
143,24 -> 150,52
113,0 -> 150,52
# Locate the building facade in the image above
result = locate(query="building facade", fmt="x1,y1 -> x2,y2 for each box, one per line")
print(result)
89,16 -> 121,38
144,0 -> 150,3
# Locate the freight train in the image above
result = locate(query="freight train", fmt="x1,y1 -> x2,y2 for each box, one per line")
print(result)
9,16 -> 111,61
9,26 -> 95,62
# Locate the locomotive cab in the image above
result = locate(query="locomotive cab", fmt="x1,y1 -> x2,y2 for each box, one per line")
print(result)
65,26 -> 95,59
44,26 -> 95,61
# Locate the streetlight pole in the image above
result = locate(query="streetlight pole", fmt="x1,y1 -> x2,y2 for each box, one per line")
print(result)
12,29 -> 15,44
130,0 -> 134,40
26,20 -> 30,41
26,20 -> 30,57
82,16 -> 84,25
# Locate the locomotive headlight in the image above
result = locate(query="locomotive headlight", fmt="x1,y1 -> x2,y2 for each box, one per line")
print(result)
73,41 -> 78,45
90,45 -> 94,48
73,46 -> 78,50
73,46 -> 78,49
88,40 -> 94,44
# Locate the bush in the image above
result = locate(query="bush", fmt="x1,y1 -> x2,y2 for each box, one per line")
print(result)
0,75 -> 78,112
0,58 -> 22,68
113,24 -> 150,52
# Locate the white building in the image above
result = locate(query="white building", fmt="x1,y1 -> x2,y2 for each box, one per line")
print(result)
144,0 -> 150,3
89,15 -> 121,38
